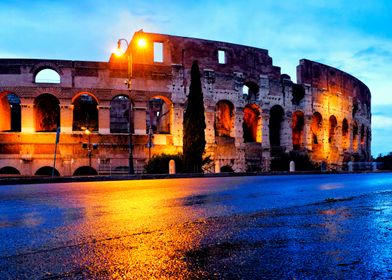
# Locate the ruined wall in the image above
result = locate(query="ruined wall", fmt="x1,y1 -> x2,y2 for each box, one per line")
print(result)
0,31 -> 371,175
296,59 -> 371,166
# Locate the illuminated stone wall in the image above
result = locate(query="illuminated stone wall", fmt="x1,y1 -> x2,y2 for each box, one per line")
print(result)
0,31 -> 371,175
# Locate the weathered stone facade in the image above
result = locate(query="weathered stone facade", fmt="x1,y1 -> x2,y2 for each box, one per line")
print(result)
0,31 -> 371,175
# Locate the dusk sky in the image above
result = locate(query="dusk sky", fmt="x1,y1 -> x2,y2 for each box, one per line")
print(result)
1,0 -> 391,156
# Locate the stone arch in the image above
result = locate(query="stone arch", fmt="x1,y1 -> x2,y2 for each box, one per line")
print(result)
0,92 -> 21,132
242,81 -> 259,102
352,121 -> 359,152
35,166 -> 60,176
110,95 -> 132,133
292,110 -> 305,150
34,68 -> 61,84
34,93 -> 60,132
311,112 -> 323,145
72,92 -> 99,131
328,115 -> 338,145
147,95 -> 172,134
73,166 -> 98,176
342,118 -> 349,150
360,124 -> 365,145
269,105 -> 284,147
0,166 -> 20,175
243,104 -> 261,143
215,100 -> 235,137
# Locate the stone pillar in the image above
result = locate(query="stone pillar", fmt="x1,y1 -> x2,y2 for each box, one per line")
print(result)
60,101 -> 73,132
304,115 -> 312,151
261,112 -> 270,149
215,160 -> 220,173
98,102 -> 110,134
335,123 -> 343,155
20,99 -> 34,133
133,101 -> 147,135
234,108 -> 244,145
172,103 -> 184,146
348,123 -> 354,153
281,115 -> 293,151
204,106 -> 215,145
169,159 -> 176,174
290,161 -> 295,172
261,112 -> 270,171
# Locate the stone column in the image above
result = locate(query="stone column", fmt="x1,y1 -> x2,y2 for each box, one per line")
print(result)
234,108 -> 244,146
172,103 -> 184,146
335,123 -> 342,155
304,115 -> 313,151
98,101 -> 110,134
261,111 -> 270,171
60,100 -> 73,133
349,123 -> 354,153
204,106 -> 215,145
20,99 -> 34,133
281,114 -> 293,152
133,101 -> 147,135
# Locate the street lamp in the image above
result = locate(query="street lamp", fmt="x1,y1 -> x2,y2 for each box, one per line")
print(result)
115,37 -> 146,174
84,128 -> 92,175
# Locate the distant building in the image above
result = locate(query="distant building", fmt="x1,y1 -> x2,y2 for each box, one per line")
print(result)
0,30 -> 371,176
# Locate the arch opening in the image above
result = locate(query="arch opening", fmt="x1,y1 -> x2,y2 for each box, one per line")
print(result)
352,121 -> 359,152
35,166 -> 60,176
243,104 -> 261,143
147,97 -> 171,134
34,93 -> 60,132
73,166 -> 98,176
35,69 -> 60,84
215,100 -> 234,137
292,111 -> 304,150
360,124 -> 365,145
342,118 -> 349,150
72,93 -> 98,131
0,166 -> 20,175
328,115 -> 338,145
269,105 -> 284,147
0,93 -> 21,132
242,81 -> 259,102
110,95 -> 131,133
311,112 -> 323,145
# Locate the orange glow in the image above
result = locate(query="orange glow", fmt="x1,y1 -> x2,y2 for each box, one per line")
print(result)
113,47 -> 125,57
64,179 -> 214,278
137,37 -> 147,48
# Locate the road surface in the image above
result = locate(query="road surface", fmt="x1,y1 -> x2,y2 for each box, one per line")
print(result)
1,173 -> 392,279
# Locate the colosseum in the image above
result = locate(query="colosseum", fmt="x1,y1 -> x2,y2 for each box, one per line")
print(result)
0,30 -> 371,176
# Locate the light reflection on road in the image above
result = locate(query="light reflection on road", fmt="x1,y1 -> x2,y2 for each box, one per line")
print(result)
1,173 -> 392,278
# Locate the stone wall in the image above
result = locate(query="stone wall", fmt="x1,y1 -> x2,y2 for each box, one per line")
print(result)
0,31 -> 371,175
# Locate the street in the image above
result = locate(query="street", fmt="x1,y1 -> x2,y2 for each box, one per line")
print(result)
1,173 -> 392,279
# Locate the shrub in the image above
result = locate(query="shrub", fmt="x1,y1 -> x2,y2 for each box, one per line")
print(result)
271,151 -> 318,171
144,153 -> 183,174
220,165 -> 234,172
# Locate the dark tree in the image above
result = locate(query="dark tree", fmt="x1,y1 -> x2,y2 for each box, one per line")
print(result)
183,61 -> 206,173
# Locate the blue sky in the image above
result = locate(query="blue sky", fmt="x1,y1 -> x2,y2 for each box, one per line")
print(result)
1,0 -> 391,156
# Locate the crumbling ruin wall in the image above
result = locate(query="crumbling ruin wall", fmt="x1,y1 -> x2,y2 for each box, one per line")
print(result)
0,31 -> 371,175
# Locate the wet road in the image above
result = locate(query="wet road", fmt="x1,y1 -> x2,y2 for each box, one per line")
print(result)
1,173 -> 392,279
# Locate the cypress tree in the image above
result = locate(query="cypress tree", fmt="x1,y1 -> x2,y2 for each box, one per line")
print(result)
183,60 -> 206,173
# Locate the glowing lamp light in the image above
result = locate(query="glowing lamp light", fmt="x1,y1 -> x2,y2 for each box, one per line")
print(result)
85,129 -> 91,135
137,37 -> 147,48
114,41 -> 125,57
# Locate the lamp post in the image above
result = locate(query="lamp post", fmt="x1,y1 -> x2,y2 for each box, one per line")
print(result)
115,36 -> 146,175
84,128 -> 92,175
116,38 -> 134,174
